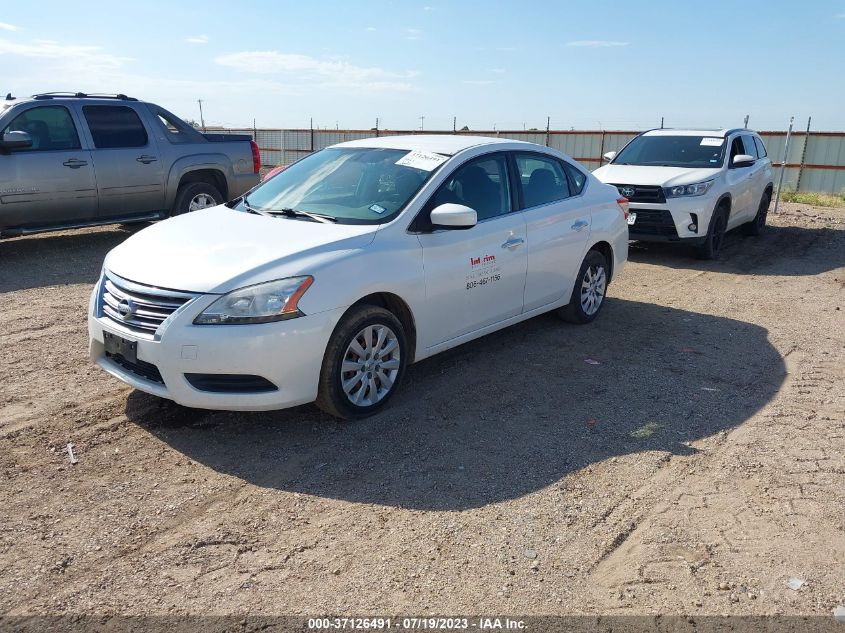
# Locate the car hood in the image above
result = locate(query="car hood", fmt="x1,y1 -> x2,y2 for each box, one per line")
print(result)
593,164 -> 721,187
105,206 -> 379,294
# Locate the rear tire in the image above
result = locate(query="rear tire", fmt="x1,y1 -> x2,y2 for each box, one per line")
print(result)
316,305 -> 408,419
697,206 -> 728,260
559,249 -> 609,324
171,182 -> 223,217
742,191 -> 770,236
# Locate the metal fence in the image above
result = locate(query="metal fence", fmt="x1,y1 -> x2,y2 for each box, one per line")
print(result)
214,127 -> 845,194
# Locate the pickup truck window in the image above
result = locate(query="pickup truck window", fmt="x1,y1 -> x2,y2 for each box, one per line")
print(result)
242,147 -> 439,224
1,105 -> 81,151
614,135 -> 726,168
82,105 -> 148,149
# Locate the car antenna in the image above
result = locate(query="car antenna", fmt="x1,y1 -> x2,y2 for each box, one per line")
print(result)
5,93 -> 14,101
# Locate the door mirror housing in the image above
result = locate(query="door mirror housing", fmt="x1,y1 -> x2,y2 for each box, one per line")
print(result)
0,131 -> 33,152
602,151 -> 617,162
429,203 -> 477,230
732,154 -> 755,168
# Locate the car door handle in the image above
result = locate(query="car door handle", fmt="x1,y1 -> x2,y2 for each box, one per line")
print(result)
501,237 -> 525,250
136,155 -> 158,164
62,159 -> 88,169
571,219 -> 589,231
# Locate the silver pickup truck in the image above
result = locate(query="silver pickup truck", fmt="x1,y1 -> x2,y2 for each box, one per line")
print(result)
0,92 -> 260,238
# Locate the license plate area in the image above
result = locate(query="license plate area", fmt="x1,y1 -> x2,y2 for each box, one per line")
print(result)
103,331 -> 138,364
627,212 -> 637,226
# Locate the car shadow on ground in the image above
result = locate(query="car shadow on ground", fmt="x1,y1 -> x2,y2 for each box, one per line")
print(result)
126,298 -> 785,511
0,226 -> 144,293
628,222 -> 844,276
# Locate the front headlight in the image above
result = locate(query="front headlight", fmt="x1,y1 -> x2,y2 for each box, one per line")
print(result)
665,180 -> 714,198
194,276 -> 313,325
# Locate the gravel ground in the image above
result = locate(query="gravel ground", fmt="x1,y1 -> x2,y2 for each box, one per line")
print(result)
0,202 -> 843,618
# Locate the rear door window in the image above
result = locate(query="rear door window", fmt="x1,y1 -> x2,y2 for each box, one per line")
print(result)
82,105 -> 149,148
1,105 -> 81,151
514,153 -> 571,208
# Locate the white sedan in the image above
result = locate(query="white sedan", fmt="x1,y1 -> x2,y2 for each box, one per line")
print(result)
88,135 -> 629,418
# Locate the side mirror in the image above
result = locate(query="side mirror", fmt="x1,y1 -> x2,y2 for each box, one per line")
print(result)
602,151 -> 617,162
0,131 -> 33,151
429,203 -> 477,230
732,154 -> 755,168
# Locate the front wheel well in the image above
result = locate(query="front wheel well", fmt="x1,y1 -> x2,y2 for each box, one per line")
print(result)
589,241 -> 614,282
350,292 -> 417,362
178,169 -> 228,200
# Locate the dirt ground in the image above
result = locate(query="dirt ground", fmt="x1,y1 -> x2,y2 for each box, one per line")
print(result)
0,202 -> 843,618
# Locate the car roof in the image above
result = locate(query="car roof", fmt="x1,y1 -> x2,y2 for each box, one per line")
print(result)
643,128 -> 758,138
330,134 -> 530,155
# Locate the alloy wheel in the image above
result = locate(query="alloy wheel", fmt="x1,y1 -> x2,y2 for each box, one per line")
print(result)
340,324 -> 401,407
580,265 -> 607,316
188,193 -> 217,212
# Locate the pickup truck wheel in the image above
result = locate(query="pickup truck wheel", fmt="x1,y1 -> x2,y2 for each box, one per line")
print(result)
697,207 -> 728,260
559,250 -> 608,324
742,192 -> 770,236
172,182 -> 223,216
316,305 -> 408,420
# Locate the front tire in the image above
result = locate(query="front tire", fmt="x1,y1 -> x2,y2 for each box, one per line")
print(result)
559,249 -> 609,324
171,182 -> 223,217
316,305 -> 408,419
697,206 -> 728,260
742,191 -> 770,236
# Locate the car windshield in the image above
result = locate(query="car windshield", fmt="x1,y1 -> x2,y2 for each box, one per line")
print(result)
614,135 -> 726,168
238,147 -> 445,224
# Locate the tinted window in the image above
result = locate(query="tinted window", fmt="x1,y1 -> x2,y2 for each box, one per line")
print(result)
614,135 -> 726,168
1,106 -> 80,151
152,106 -> 201,144
742,135 -> 758,158
83,105 -> 148,148
430,154 -> 511,222
515,153 -> 571,208
729,137 -> 745,164
754,136 -> 768,158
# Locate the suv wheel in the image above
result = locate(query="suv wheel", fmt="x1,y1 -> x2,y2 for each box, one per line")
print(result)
742,191 -> 771,236
559,249 -> 609,324
697,206 -> 728,260
172,182 -> 223,216
316,305 -> 408,419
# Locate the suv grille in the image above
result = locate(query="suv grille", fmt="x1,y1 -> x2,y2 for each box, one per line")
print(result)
101,273 -> 197,335
629,209 -> 679,238
612,184 -> 666,204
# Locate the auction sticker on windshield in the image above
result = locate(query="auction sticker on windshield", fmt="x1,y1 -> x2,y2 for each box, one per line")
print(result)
395,150 -> 449,171
700,138 -> 724,146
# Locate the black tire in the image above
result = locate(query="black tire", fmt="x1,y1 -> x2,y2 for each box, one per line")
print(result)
171,182 -> 223,217
559,249 -> 609,324
697,205 -> 728,260
315,305 -> 408,419
742,191 -> 770,236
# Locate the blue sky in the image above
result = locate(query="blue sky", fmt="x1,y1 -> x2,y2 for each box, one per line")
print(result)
3,1 -> 845,131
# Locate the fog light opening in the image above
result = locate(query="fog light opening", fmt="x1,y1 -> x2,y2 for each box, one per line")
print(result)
688,213 -> 699,234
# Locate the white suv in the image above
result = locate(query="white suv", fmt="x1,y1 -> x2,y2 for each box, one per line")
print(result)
593,129 -> 773,259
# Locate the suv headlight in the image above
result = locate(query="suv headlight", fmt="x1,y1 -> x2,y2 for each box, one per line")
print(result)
665,180 -> 714,198
194,276 -> 313,325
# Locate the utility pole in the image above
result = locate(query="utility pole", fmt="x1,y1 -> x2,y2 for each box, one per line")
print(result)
545,116 -> 550,147
419,115 -> 425,131
197,99 -> 206,131
743,114 -> 750,129
660,116 -> 664,129
453,116 -> 457,133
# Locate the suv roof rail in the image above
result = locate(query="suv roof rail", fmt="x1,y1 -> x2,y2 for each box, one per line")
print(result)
31,92 -> 138,101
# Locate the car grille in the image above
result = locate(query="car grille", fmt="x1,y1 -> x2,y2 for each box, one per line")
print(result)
629,208 -> 679,238
612,184 -> 666,204
100,273 -> 197,336
105,352 -> 165,385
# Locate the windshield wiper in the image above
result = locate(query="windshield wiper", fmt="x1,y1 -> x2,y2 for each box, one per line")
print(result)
267,207 -> 337,224
241,195 -> 270,216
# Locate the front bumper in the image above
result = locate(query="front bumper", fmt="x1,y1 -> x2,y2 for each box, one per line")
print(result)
87,281 -> 345,411
628,195 -> 716,244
